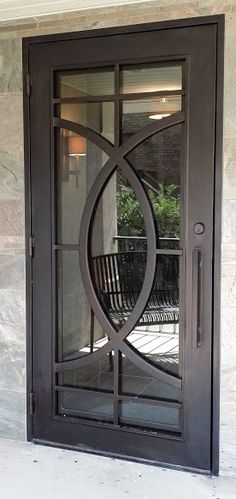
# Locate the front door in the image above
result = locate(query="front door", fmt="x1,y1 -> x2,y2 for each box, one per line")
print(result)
25,17 -> 221,472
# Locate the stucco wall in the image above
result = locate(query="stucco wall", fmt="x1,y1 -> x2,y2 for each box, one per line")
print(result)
0,0 -> 235,474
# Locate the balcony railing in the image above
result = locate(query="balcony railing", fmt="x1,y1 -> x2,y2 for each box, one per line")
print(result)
113,235 -> 179,252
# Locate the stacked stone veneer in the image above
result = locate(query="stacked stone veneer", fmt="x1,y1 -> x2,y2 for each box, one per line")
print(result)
0,0 -> 235,476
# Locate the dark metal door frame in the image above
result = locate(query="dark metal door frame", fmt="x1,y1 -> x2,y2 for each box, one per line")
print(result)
23,15 -> 224,475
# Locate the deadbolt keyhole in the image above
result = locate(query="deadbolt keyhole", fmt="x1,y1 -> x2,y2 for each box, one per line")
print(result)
193,223 -> 205,235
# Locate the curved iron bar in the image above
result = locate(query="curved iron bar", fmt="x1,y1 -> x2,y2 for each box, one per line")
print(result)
54,113 -> 184,388
55,155 -> 118,372
53,117 -> 114,157
55,342 -> 112,372
118,111 -> 184,158
76,155 -> 157,366
121,341 -> 180,389
56,341 -> 181,389
53,112 -> 184,167
115,157 -> 156,342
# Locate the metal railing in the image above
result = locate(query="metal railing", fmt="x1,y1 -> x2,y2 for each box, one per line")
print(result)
113,235 -> 179,252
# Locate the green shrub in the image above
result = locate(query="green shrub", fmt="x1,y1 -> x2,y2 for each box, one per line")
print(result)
117,182 -> 180,238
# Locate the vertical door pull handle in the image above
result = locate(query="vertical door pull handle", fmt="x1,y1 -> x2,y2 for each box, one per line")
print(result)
192,249 -> 202,348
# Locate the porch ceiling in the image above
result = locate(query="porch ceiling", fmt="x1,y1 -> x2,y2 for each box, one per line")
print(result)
0,0 -> 151,22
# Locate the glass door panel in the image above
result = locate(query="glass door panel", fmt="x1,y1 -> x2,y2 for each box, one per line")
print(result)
121,64 -> 182,93
59,68 -> 115,97
55,63 -> 183,430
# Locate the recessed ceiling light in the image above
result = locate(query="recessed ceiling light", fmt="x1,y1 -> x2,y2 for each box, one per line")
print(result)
69,153 -> 86,157
149,113 -> 171,120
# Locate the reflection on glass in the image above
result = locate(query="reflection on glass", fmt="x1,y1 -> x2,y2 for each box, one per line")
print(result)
57,129 -> 109,244
57,251 -> 108,361
55,63 -> 184,430
122,65 -> 182,94
59,391 -> 113,421
120,401 -> 179,428
88,123 -> 181,376
120,354 -> 180,401
59,101 -> 114,143
61,353 -> 114,392
60,69 -> 114,97
126,125 -> 182,249
122,95 -> 182,136
91,168 -> 147,255
126,255 -> 180,376
90,168 -> 147,328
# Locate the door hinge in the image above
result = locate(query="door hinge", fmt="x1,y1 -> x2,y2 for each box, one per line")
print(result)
26,72 -> 32,98
28,235 -> 34,258
29,392 -> 35,416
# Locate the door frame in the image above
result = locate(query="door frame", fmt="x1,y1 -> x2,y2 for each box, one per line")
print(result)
23,14 -> 224,475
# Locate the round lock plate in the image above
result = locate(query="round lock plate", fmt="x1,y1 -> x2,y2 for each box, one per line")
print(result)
193,222 -> 205,235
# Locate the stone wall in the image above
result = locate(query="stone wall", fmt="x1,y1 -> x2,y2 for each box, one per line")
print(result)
0,36 -> 25,439
0,0 -> 235,475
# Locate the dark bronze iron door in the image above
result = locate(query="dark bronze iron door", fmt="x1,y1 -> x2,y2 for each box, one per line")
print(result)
25,18 -> 220,473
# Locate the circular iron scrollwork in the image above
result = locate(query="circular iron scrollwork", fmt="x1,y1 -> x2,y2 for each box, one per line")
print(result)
54,112 -> 184,389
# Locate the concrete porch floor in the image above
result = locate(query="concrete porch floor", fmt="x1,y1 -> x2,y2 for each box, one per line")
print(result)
0,439 -> 235,498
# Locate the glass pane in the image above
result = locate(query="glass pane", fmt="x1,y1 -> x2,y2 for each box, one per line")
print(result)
61,353 -> 114,392
120,400 -> 179,428
120,354 -> 180,401
122,65 -> 182,94
60,69 -> 114,97
126,255 -> 180,376
57,251 -> 108,361
59,102 -> 114,143
59,391 -> 113,421
57,129 -> 109,244
90,168 -> 147,329
126,125 -> 182,249
122,95 -> 181,137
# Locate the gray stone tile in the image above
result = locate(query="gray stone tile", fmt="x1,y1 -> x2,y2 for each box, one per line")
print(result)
0,148 -> 24,200
0,340 -> 25,392
220,422 -> 236,480
198,0 -> 232,14
0,38 -> 22,93
0,94 -> 23,153
221,264 -> 236,308
223,138 -> 236,200
0,390 -> 25,441
0,199 -> 24,237
222,242 -> 236,266
159,3 -> 199,19
0,235 -> 24,250
0,20 -> 38,36
0,289 -> 25,343
221,307 -> 236,369
224,69 -> 236,139
221,366 -> 236,428
0,254 -> 24,289
225,12 -> 236,67
222,200 -> 236,243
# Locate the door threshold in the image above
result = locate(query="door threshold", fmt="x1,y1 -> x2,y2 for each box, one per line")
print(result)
32,438 -> 211,476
